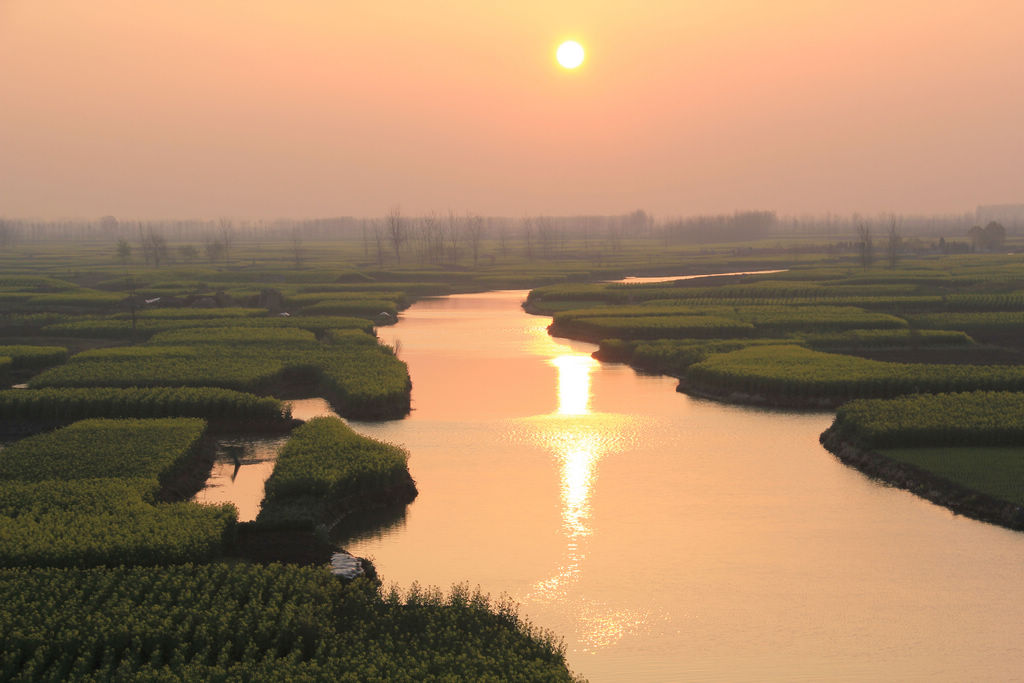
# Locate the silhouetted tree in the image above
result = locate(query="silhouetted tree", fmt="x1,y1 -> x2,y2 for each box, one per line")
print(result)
140,228 -> 168,267
205,239 -> 226,263
886,218 -> 901,269
217,219 -> 235,264
177,244 -> 199,262
465,213 -> 485,267
290,228 -> 305,268
116,238 -> 132,264
386,206 -> 407,264
856,222 -> 874,269
970,221 -> 1007,252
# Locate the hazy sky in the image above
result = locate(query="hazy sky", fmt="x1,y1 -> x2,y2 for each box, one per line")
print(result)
2,1 -> 1022,220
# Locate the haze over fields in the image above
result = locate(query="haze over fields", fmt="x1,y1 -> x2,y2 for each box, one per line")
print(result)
1,1 -> 1022,219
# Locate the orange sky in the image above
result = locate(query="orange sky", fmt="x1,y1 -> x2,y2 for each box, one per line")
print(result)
1,1 -> 1022,220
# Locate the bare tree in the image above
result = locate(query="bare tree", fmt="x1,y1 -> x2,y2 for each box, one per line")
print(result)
522,217 -> 534,259
217,218 -> 235,264
0,220 -> 17,249
140,227 -> 169,267
886,217 -> 901,269
386,206 -> 407,264
290,228 -> 305,268
177,244 -> 199,262
856,222 -> 874,269
370,220 -> 385,267
465,212 -> 485,267
420,213 -> 444,265
446,210 -> 461,264
205,238 -> 226,263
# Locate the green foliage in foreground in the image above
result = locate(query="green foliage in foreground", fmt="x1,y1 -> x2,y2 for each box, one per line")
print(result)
0,387 -> 289,422
881,447 -> 1024,507
259,417 -> 413,528
0,418 -> 205,486
0,565 -> 576,682
828,392 -> 1024,449
687,345 -> 1024,401
0,479 -> 235,568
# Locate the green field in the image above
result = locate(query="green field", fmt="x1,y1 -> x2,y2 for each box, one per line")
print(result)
882,447 -> 1024,506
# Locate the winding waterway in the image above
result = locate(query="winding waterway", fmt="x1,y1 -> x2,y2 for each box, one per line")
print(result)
199,287 -> 1024,681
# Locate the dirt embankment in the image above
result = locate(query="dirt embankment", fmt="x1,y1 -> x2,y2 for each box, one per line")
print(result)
819,428 -> 1024,532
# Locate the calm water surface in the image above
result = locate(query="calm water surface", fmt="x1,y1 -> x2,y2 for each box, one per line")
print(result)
199,289 -> 1024,681
347,290 -> 1024,682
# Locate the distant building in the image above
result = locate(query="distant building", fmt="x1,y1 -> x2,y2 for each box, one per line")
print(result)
976,204 -> 1024,232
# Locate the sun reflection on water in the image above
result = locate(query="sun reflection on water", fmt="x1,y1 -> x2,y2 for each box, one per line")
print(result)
514,351 -> 651,651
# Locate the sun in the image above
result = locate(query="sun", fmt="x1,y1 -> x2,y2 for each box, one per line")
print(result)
556,41 -> 585,69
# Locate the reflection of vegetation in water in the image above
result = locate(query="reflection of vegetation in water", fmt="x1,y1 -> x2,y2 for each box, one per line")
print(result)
330,503 -> 409,545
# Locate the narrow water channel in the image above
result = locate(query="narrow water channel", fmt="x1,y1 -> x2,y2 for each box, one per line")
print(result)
345,290 -> 1024,682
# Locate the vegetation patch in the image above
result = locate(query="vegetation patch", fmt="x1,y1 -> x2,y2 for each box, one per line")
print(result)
0,387 -> 289,424
259,417 -> 416,529
0,479 -> 235,567
0,565 -> 576,681
0,345 -> 67,370
0,418 -> 206,490
825,391 -> 1024,450
686,345 -> 1024,403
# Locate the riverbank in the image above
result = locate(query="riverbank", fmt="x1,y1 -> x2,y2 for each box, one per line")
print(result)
819,428 -> 1024,531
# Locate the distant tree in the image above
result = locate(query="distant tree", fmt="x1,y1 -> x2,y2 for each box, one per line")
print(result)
446,210 -> 461,264
386,206 -> 407,264
886,218 -> 901,269
204,239 -> 226,263
522,217 -> 535,259
856,222 -> 874,269
99,215 -> 119,234
370,220 -> 385,267
116,238 -> 132,264
177,244 -> 199,262
290,229 -> 305,268
0,220 -> 16,249
217,219 -> 235,264
465,213 -> 485,267
140,228 -> 168,267
984,221 -> 1006,251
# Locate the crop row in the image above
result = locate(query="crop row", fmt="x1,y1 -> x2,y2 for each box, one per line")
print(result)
259,417 -> 415,528
0,418 -> 206,488
553,305 -> 908,342
0,387 -> 289,422
0,480 -> 234,568
40,314 -> 374,339
826,391 -> 1024,449
906,312 -> 1024,333
29,337 -> 409,420
0,417 -> 237,568
0,564 -> 573,681
686,345 -> 1024,401
0,345 -> 67,369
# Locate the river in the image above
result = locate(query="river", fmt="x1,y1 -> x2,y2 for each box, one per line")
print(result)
201,288 -> 1024,681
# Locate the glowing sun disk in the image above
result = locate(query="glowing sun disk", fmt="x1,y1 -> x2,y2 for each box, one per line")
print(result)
557,41 -> 585,69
